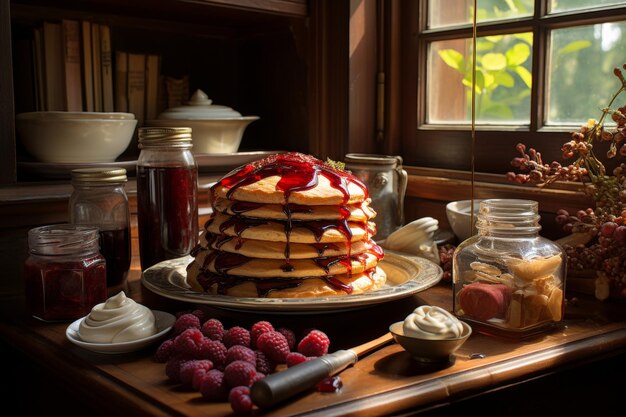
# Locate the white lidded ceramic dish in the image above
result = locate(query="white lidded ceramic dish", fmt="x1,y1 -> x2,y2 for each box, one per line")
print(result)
145,89 -> 259,154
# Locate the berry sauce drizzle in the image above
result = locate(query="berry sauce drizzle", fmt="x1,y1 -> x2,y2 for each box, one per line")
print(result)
214,152 -> 368,203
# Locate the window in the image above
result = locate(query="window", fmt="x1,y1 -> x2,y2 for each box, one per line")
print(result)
402,0 -> 626,173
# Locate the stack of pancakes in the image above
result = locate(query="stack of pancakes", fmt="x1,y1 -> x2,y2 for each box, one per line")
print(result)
186,152 -> 386,298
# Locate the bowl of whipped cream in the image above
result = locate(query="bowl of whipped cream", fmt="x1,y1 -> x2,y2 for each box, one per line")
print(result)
66,291 -> 175,354
389,305 -> 471,363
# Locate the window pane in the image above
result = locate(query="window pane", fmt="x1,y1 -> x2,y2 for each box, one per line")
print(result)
546,22 -> 626,125
428,0 -> 533,28
427,33 -> 533,125
549,0 -> 626,14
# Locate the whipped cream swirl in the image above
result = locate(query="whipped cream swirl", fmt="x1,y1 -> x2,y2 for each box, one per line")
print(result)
403,305 -> 464,339
78,292 -> 157,343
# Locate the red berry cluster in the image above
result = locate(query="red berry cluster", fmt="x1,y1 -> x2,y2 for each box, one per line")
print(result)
154,311 -> 332,415
438,244 -> 456,283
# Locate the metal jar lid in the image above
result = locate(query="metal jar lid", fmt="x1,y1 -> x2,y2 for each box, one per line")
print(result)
71,167 -> 128,183
138,127 -> 193,148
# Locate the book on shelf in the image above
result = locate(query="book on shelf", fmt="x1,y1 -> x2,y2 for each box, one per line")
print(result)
145,54 -> 160,120
32,27 -> 45,111
91,23 -> 102,112
12,38 -> 36,113
100,24 -> 114,112
127,52 -> 146,124
115,51 -> 128,112
81,21 -> 94,112
61,19 -> 82,112
42,21 -> 65,111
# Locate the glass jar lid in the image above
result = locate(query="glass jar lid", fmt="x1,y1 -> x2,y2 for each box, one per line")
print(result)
138,127 -> 193,148
156,89 -> 243,120
71,167 -> 127,184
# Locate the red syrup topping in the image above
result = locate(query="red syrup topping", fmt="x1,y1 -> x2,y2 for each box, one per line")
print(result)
229,200 -> 263,214
203,250 -> 250,274
311,242 -> 340,256
214,152 -> 368,203
322,276 -> 353,294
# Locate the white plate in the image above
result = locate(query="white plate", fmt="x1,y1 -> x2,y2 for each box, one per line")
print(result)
141,251 -> 442,314
18,159 -> 137,180
65,310 -> 175,354
194,150 -> 282,173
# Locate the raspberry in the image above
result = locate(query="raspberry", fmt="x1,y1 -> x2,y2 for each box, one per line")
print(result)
197,338 -> 227,368
255,350 -> 276,374
192,368 -> 210,391
179,359 -> 213,389
223,360 -> 258,388
250,371 -> 265,385
174,313 -> 201,334
297,329 -> 330,357
153,338 -> 176,363
277,327 -> 296,350
223,326 -> 251,348
226,345 -> 256,366
165,356 -> 189,382
229,386 -> 254,415
201,318 -> 225,341
286,351 -> 309,367
250,321 -> 274,348
173,328 -> 206,357
191,308 -> 208,324
256,331 -> 290,363
199,369 -> 228,402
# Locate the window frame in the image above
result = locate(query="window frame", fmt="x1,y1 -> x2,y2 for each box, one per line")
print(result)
399,0 -> 626,174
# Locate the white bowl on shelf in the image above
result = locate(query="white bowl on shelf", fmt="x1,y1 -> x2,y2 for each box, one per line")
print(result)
16,112 -> 137,163
446,199 -> 483,242
145,89 -> 258,154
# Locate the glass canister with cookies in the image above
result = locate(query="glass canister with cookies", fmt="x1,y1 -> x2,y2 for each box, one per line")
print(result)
452,199 -> 566,338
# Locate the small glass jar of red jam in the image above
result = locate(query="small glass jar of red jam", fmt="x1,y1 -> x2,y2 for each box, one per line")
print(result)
24,224 -> 107,322
69,167 -> 131,291
136,127 -> 199,270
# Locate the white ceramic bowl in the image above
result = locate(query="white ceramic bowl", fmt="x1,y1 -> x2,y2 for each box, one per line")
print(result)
17,111 -> 135,120
145,117 -> 258,154
16,115 -> 137,163
446,199 -> 483,242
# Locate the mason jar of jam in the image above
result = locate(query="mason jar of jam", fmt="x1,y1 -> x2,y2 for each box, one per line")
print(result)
136,127 -> 199,270
452,199 -> 566,338
69,167 -> 131,290
24,224 -> 107,322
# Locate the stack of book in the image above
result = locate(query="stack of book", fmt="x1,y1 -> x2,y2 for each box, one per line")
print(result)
25,19 -> 166,125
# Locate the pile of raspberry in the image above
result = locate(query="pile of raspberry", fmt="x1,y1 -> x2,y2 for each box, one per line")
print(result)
154,309 -> 332,415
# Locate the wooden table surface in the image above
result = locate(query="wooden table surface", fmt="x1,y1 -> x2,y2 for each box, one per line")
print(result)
1,260 -> 626,416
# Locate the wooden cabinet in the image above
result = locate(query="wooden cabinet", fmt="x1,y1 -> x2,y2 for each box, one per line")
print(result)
1,0 -> 380,185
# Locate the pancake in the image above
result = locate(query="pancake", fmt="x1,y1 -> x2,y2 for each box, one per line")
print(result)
189,247 -> 382,278
187,266 -> 387,298
212,197 -> 376,222
205,212 -> 375,244
211,153 -> 368,205
186,152 -> 386,299
199,232 -> 373,259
